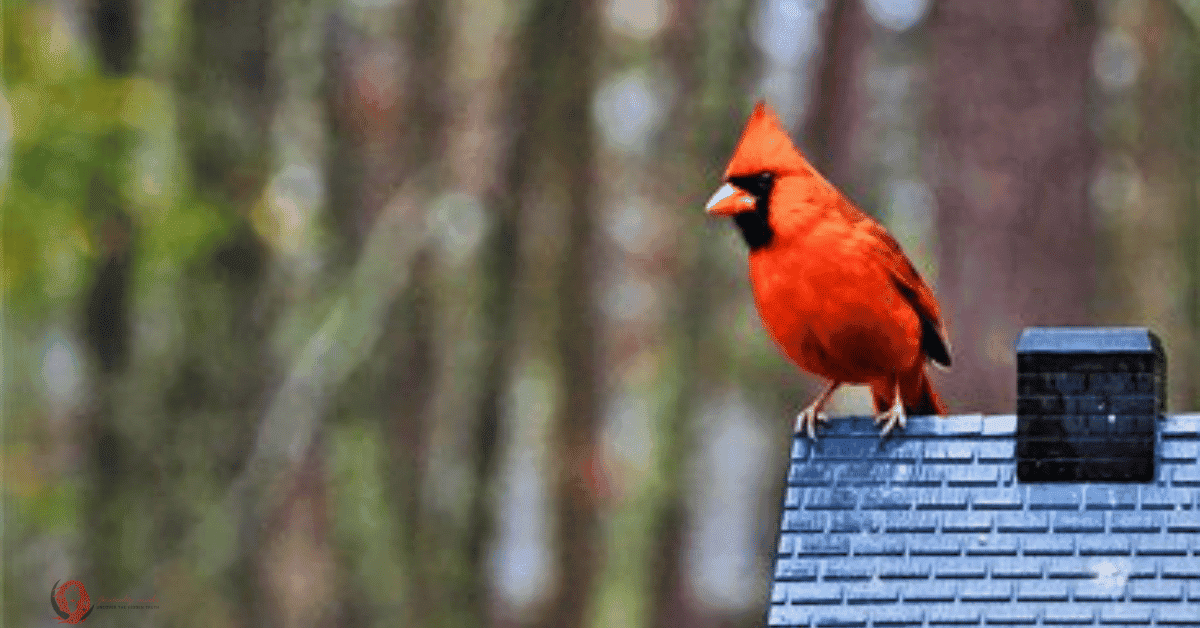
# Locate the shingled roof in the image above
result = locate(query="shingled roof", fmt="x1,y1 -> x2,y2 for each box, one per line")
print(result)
766,414 -> 1200,627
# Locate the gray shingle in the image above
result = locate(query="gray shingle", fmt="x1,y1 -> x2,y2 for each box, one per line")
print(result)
974,440 -> 1015,462
962,535 -> 1018,556
828,511 -> 882,534
909,535 -> 961,556
987,557 -> 1042,579
878,558 -> 933,580
843,582 -> 898,604
1097,603 -> 1151,624
1172,463 -> 1200,485
1110,511 -> 1159,533
1135,534 -> 1190,555
923,442 -> 974,463
766,417 -> 1199,628
1141,486 -> 1192,510
913,488 -> 969,510
1162,557 -> 1200,579
1085,485 -> 1138,510
981,604 -> 1036,624
996,511 -> 1049,533
782,510 -> 825,533
784,582 -> 842,604
1044,557 -> 1093,579
798,535 -> 850,556
1021,535 -> 1075,555
885,512 -> 938,533
1077,534 -> 1131,556
1128,579 -> 1184,602
1041,603 -> 1093,624
970,487 -> 1023,510
859,488 -> 913,510
805,488 -> 859,510
1166,511 -> 1200,533
925,604 -> 979,625
1072,579 -> 1124,602
767,604 -> 810,627
1156,604 -> 1200,625
941,511 -> 993,533
822,563 -> 873,581
1162,441 -> 1200,462
774,558 -> 818,581
813,609 -> 866,627
851,536 -> 903,556
934,559 -> 988,579
903,580 -> 956,603
1053,511 -> 1105,533
1028,485 -> 1082,510
957,581 -> 1010,602
1015,580 -> 1068,602
869,606 -> 923,626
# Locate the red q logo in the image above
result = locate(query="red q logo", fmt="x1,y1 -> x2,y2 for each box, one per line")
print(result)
50,580 -> 94,624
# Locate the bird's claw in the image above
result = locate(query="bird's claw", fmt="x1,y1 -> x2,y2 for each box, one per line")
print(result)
874,406 -> 907,437
795,407 -> 830,440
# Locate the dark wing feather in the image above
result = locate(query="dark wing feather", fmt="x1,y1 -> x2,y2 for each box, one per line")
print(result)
859,217 -> 952,367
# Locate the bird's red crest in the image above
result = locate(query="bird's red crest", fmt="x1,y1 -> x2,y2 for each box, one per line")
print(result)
722,101 -> 813,179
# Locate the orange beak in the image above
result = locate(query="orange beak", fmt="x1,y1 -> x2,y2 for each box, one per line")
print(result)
705,183 -> 756,217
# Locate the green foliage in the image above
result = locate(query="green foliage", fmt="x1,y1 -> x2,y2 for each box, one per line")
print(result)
1174,0 -> 1200,31
329,423 -> 409,613
3,6 -> 233,315
11,476 -> 80,534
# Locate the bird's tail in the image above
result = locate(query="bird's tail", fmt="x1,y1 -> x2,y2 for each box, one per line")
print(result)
903,368 -> 946,416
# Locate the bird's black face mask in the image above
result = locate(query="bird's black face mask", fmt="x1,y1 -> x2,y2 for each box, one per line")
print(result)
727,172 -> 774,250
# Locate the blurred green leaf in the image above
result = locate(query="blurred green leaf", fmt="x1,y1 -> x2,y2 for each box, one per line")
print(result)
1174,0 -> 1200,31
142,198 -> 232,271
15,480 -> 80,533
330,423 -> 408,603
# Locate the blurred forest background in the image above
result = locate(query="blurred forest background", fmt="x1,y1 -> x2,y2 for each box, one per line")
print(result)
4,0 -> 1200,626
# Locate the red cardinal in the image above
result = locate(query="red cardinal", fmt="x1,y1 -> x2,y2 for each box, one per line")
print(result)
706,101 -> 950,438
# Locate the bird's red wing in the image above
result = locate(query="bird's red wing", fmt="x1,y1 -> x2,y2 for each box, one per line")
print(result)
858,218 -> 952,367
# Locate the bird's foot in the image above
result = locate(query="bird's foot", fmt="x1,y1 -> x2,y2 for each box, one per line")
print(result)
794,404 -> 830,440
874,403 -> 907,437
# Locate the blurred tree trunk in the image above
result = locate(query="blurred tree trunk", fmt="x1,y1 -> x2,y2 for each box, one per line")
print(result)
380,250 -> 436,628
800,0 -> 870,203
537,1 -> 602,627
1118,0 -> 1200,410
1180,11 -> 1200,411
648,7 -> 706,627
83,201 -> 138,589
649,1 -> 760,627
180,0 -> 275,203
318,1 -> 450,625
175,0 -> 278,624
375,0 -> 450,624
254,0 -> 339,626
81,0 -> 279,622
928,0 -> 1099,412
257,437 -> 335,628
323,11 -> 368,255
81,0 -> 142,597
90,0 -> 140,75
464,0 -> 551,623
